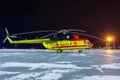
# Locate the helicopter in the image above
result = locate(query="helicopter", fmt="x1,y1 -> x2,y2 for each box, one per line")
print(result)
3,28 -> 99,53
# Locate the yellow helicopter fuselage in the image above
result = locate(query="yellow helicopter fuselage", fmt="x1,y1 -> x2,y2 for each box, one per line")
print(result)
7,37 -> 92,52
43,39 -> 92,50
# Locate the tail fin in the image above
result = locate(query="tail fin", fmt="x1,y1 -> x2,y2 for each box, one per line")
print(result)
7,36 -> 14,43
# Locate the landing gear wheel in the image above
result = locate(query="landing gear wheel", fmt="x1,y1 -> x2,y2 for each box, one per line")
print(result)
78,50 -> 82,53
57,50 -> 62,53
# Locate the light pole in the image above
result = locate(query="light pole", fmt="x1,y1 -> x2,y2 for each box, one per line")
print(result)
106,37 -> 112,49
106,36 -> 115,49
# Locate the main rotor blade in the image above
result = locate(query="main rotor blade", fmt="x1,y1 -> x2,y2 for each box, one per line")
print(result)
12,30 -> 57,36
41,32 -> 56,38
57,29 -> 86,33
71,32 -> 105,41
3,37 -> 7,43
68,29 -> 86,32
5,28 -> 9,35
12,29 -> 85,36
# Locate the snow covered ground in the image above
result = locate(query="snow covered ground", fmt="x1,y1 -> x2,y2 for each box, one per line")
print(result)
0,49 -> 120,80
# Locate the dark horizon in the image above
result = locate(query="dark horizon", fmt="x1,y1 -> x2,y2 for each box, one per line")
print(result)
0,1 -> 120,48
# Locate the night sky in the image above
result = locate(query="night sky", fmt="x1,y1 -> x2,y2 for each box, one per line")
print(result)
0,1 -> 120,48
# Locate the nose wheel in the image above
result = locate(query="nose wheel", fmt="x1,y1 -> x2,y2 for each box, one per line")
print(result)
78,49 -> 82,53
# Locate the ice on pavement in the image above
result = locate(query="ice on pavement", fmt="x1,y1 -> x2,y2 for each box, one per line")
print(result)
77,76 -> 120,80
0,49 -> 120,80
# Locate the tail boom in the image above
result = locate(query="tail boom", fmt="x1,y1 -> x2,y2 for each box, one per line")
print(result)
7,37 -> 50,44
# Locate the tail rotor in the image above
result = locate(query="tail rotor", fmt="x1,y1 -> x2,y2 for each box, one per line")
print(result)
3,28 -> 17,43
5,28 -> 9,35
3,28 -> 9,43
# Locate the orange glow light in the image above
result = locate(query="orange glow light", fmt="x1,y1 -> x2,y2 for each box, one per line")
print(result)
107,37 -> 112,41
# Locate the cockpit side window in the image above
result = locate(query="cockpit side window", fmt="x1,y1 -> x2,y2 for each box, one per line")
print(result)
87,40 -> 91,44
84,40 -> 91,44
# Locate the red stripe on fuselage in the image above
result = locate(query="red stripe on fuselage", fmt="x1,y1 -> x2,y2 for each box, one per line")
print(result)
52,45 -> 90,48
